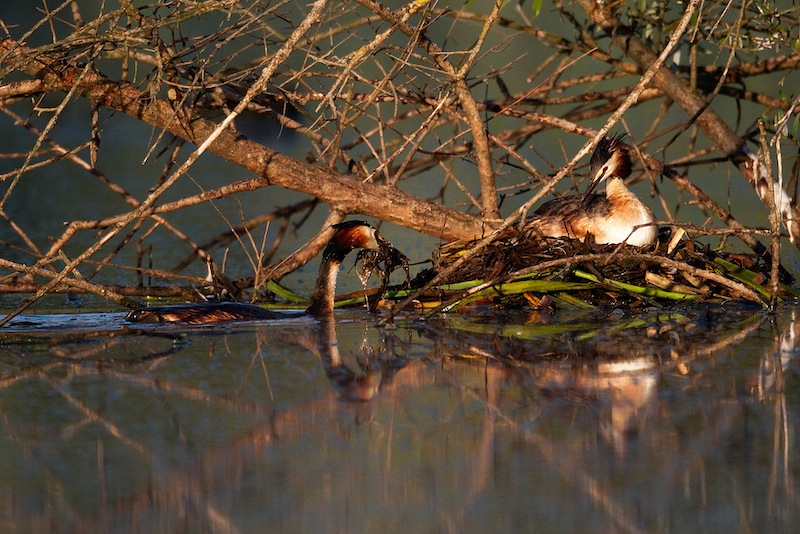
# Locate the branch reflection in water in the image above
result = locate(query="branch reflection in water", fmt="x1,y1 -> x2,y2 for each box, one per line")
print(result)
0,306 -> 798,531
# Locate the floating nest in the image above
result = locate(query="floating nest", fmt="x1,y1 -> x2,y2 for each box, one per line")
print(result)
402,228 -> 798,312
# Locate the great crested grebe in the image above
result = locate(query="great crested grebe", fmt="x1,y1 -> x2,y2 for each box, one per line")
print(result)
126,221 -> 404,325
525,135 -> 657,247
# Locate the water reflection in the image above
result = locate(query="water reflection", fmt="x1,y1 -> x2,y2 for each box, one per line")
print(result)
0,307 -> 798,531
534,356 -> 657,454
750,307 -> 800,399
277,318 -> 408,402
419,318 -> 661,455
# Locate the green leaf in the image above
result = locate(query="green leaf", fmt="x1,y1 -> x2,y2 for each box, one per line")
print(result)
573,270 -> 697,301
266,280 -> 305,303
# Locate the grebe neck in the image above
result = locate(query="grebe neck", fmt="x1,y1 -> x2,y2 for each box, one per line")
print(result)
306,253 -> 344,316
605,176 -> 628,197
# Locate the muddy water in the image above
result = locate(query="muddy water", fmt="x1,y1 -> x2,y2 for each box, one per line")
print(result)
0,305 -> 798,532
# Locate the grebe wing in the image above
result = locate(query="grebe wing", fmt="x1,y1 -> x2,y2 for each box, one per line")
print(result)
525,194 -> 605,240
533,195 -> 583,217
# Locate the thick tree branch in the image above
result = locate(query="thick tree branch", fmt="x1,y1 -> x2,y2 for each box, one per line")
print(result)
0,38 -> 489,242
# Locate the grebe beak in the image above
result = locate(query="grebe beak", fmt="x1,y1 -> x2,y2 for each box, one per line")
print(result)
354,227 -> 409,281
583,160 -> 613,201
375,231 -> 409,273
582,146 -> 622,203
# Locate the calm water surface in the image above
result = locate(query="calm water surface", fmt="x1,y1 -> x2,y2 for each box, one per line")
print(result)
0,304 -> 799,533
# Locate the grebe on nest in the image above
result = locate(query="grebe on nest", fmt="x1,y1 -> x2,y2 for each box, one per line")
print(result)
525,135 -> 657,247
126,221 -> 406,325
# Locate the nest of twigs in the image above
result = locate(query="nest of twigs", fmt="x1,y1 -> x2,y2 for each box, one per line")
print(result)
404,228 -> 797,312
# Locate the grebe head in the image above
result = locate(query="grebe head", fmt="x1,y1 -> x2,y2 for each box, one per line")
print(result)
325,220 -> 383,256
324,220 -> 407,268
583,134 -> 632,199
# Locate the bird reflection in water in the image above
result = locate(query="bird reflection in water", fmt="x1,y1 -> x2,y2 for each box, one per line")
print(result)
316,319 -> 407,402
530,355 -> 658,454
277,318 -> 409,402
423,322 -> 659,455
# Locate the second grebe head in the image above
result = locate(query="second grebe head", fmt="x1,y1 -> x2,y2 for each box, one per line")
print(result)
323,220 -> 407,270
324,220 -> 383,258
583,134 -> 632,199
